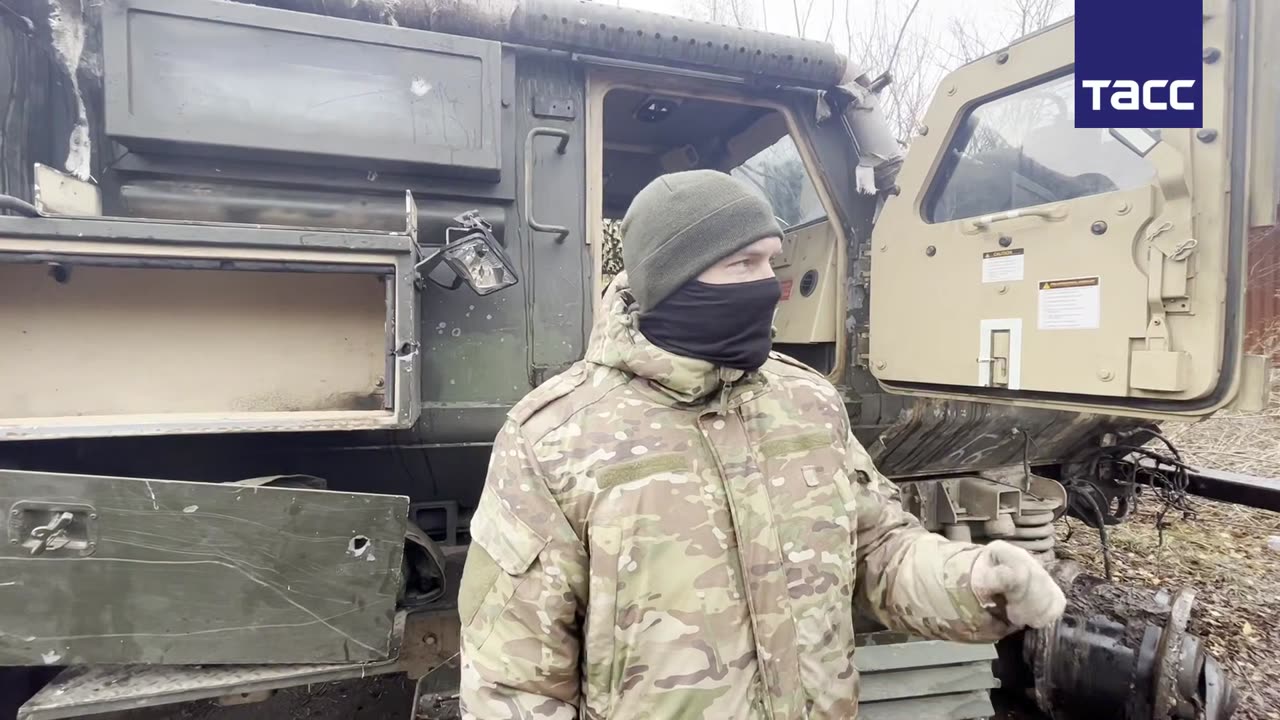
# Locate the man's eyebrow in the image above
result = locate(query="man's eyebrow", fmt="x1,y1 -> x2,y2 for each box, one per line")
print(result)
735,247 -> 776,260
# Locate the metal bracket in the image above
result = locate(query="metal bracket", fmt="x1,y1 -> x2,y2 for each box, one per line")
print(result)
33,164 -> 102,217
532,96 -> 576,120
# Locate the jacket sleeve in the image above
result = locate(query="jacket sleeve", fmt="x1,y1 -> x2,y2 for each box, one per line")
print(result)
843,430 -> 1012,643
459,420 -> 588,720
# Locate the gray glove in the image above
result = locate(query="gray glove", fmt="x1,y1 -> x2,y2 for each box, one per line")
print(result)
970,540 -> 1067,629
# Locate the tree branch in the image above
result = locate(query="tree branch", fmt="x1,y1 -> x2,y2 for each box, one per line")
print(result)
887,0 -> 924,74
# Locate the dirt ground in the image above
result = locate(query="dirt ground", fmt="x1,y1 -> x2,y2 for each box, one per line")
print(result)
1056,396 -> 1280,720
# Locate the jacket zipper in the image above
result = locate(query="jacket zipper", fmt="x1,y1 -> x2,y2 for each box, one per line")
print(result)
717,367 -> 737,416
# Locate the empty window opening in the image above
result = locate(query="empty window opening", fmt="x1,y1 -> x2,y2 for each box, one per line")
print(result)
595,86 -> 837,374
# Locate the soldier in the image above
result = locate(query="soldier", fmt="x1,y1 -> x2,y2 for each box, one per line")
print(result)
458,170 -> 1066,719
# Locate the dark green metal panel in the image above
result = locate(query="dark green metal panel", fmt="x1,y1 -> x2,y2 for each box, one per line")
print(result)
859,691 -> 994,720
854,638 -> 997,720
515,53 -> 590,385
0,470 -> 407,665
860,664 -> 999,702
102,0 -> 504,178
854,639 -> 997,672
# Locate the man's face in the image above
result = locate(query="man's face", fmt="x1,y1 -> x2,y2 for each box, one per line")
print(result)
696,236 -> 783,285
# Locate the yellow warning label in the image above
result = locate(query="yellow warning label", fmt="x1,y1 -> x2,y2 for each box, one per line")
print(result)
982,248 -> 1025,283
982,248 -> 1025,259
1038,276 -> 1100,291
1038,276 -> 1101,330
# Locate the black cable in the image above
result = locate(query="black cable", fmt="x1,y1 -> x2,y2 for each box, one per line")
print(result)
1112,445 -> 1197,471
1019,428 -> 1035,491
0,194 -> 39,217
1127,427 -> 1185,463
1077,488 -> 1114,580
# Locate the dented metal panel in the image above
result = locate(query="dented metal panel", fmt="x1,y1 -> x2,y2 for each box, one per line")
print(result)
0,469 -> 408,666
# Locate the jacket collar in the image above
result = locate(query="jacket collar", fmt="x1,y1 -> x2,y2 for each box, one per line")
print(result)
586,272 -> 766,409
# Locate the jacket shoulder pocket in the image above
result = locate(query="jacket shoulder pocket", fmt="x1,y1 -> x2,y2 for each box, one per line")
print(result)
458,491 -> 549,628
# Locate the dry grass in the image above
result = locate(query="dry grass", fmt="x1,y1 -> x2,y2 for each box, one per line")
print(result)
1056,379 -> 1280,720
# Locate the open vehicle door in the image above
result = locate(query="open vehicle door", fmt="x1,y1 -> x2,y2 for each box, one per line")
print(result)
869,0 -> 1277,419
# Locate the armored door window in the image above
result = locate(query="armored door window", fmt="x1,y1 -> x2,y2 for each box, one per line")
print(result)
925,73 -> 1156,224
868,8 -> 1271,419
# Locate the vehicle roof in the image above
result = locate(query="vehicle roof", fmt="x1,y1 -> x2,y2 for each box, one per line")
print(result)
246,0 -> 852,89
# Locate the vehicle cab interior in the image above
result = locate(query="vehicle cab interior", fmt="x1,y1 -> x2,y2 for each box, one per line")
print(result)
592,81 -> 844,375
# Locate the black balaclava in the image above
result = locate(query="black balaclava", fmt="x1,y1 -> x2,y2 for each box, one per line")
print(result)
638,277 -> 781,371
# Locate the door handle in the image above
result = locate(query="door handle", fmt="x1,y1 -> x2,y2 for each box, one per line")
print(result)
524,127 -> 572,242
29,512 -> 75,556
961,203 -> 1068,234
9,502 -> 98,557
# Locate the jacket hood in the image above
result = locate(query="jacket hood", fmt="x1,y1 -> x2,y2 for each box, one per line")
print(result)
585,272 -> 750,406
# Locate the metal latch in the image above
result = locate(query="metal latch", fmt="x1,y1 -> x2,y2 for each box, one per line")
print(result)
8,502 -> 98,557
978,328 -> 1013,388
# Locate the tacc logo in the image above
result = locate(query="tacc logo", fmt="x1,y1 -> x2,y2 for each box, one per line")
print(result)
1073,0 -> 1203,129
1080,80 -> 1198,112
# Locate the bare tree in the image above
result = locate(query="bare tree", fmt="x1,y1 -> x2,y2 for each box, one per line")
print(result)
842,0 -> 945,142
680,0 -> 756,28
945,0 -> 1071,65
791,0 -> 816,37
655,0 -> 1073,148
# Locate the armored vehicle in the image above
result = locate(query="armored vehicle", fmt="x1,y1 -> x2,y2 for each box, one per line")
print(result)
0,0 -> 1275,717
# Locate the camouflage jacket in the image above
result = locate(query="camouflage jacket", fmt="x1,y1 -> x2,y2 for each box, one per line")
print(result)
458,273 -> 1010,720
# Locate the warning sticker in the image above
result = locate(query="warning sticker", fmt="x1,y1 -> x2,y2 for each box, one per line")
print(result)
1038,277 -> 1101,330
982,248 -> 1025,283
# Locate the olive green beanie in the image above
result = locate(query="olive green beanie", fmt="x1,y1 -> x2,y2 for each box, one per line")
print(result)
621,170 -> 784,311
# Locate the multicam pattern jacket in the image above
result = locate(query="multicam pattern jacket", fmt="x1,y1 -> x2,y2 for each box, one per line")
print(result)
458,273 -> 1010,720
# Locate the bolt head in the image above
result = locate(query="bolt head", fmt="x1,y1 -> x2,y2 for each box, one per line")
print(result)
998,235 -> 1013,247
996,52 -> 1009,64
918,124 -> 929,136
875,360 -> 887,370
1091,221 -> 1108,235
1099,369 -> 1114,381
1202,47 -> 1221,63
1117,202 -> 1132,215
947,85 -> 957,96
925,245 -> 937,257
1196,129 -> 1218,143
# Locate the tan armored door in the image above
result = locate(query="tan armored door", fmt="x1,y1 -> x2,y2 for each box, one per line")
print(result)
868,3 -> 1275,419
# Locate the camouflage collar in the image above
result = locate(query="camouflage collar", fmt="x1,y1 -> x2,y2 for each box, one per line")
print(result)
587,273 -> 768,408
